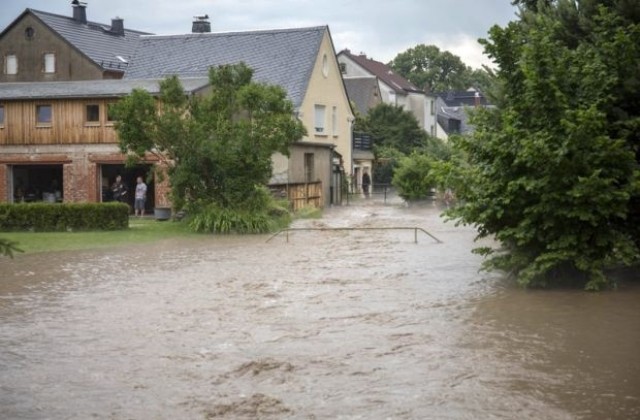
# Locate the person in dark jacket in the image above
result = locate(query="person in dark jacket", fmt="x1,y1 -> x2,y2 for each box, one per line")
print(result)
111,175 -> 128,203
362,170 -> 371,198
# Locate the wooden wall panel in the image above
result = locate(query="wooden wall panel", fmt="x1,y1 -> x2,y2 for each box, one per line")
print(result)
0,99 -> 120,146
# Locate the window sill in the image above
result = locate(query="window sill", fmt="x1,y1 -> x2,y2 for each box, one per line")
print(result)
314,133 -> 329,138
36,123 -> 52,128
84,122 -> 101,127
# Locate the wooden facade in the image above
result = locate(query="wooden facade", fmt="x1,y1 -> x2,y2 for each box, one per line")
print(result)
0,99 -> 118,145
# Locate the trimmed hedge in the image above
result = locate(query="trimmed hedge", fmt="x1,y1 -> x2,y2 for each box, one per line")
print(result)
0,203 -> 129,232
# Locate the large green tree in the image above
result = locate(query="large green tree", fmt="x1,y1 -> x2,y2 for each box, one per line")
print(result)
389,44 -> 493,93
449,1 -> 640,290
114,63 -> 305,217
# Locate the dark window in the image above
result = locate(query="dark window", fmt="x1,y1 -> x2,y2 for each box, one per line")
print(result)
86,104 -> 100,123
0,105 -> 4,126
304,153 -> 315,182
36,105 -> 52,124
339,62 -> 347,74
448,119 -> 461,133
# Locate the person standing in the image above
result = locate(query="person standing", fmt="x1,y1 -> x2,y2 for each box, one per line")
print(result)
111,175 -> 128,203
134,176 -> 147,217
362,170 -> 371,198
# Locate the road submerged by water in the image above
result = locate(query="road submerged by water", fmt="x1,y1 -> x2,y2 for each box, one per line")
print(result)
1,199 -> 639,419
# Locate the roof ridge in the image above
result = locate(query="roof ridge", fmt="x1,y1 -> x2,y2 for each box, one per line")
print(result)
140,25 -> 327,39
29,8 -> 151,35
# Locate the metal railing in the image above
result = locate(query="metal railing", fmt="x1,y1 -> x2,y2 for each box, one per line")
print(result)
346,183 -> 393,205
267,226 -> 442,244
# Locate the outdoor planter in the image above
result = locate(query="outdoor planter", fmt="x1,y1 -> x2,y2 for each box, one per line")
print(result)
154,207 -> 171,221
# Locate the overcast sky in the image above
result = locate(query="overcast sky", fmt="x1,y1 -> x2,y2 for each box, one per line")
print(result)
1,0 -> 518,69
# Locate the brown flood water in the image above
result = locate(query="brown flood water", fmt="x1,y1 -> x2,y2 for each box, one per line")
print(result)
1,199 -> 639,419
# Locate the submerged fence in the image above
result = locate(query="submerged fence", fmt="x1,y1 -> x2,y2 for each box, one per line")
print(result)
267,226 -> 443,244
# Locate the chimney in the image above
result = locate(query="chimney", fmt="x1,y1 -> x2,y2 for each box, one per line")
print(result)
110,17 -> 124,36
71,0 -> 87,24
192,15 -> 211,33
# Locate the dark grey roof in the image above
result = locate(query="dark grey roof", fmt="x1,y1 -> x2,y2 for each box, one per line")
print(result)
343,77 -> 380,116
29,9 -> 151,72
125,26 -> 327,107
436,90 -> 490,107
0,78 -> 209,100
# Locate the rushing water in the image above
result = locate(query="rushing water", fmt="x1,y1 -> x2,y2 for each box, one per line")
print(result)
1,199 -> 639,419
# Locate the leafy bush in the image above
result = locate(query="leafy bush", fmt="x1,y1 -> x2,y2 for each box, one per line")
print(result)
0,203 -> 129,232
392,153 -> 437,201
188,187 -> 292,234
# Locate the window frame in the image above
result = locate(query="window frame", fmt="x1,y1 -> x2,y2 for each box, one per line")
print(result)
35,104 -> 53,127
331,106 -> 337,136
4,54 -> 18,75
0,104 -> 5,128
85,103 -> 101,125
314,104 -> 326,135
43,52 -> 56,74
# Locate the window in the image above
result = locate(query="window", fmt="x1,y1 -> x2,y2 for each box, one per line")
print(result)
430,125 -> 435,137
304,153 -> 315,183
5,55 -> 17,75
85,104 -> 100,123
339,62 -> 347,74
0,105 -> 4,127
314,104 -> 326,134
331,106 -> 337,136
43,53 -> 55,73
321,54 -> 329,78
430,100 -> 435,115
36,105 -> 52,125
106,103 -> 117,123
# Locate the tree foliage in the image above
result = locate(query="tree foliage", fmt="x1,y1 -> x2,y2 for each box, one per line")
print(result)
367,103 -> 428,155
0,238 -> 22,258
449,1 -> 640,290
389,44 -> 494,93
392,153 -> 437,201
113,63 -> 306,217
116,63 -> 305,233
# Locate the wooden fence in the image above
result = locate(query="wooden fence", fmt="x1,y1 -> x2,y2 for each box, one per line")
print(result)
270,181 -> 323,211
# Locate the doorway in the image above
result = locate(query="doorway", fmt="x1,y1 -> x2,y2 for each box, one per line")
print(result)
100,164 -> 155,211
11,164 -> 63,203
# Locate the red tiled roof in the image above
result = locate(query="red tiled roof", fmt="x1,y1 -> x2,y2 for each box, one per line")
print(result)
339,49 -> 422,94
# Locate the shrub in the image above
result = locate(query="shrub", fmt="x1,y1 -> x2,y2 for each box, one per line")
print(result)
392,153 -> 437,201
0,203 -> 129,232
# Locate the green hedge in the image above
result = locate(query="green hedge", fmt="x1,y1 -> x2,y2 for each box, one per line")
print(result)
0,203 -> 129,232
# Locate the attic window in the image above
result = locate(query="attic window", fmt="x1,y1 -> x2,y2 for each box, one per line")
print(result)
4,55 -> 17,75
25,27 -> 35,39
115,55 -> 128,64
339,62 -> 346,74
43,53 -> 55,73
322,54 -> 329,78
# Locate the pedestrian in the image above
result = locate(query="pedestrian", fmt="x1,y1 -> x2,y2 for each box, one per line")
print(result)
111,175 -> 127,203
134,176 -> 147,217
362,170 -> 371,198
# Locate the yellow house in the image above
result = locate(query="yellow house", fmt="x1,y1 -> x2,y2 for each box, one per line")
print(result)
125,25 -> 358,206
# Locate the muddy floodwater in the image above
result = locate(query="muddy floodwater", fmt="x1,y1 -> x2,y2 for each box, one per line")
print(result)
1,199 -> 639,419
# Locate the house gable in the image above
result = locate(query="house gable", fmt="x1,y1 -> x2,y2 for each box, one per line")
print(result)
298,29 -> 355,173
0,8 -> 150,82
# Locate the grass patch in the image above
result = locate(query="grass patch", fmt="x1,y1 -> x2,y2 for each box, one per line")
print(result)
1,218 -> 195,255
